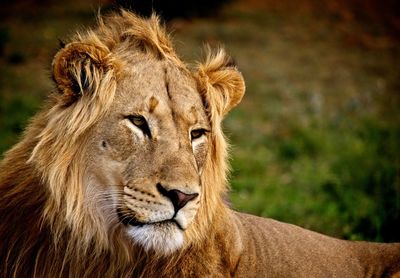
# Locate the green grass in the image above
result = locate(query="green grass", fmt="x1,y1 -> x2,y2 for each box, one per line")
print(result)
0,2 -> 399,241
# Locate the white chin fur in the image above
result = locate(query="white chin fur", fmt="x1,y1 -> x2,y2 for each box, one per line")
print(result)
127,223 -> 184,255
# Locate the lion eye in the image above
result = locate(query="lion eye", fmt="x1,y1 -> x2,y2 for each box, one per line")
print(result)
127,115 -> 151,138
191,129 -> 207,140
130,116 -> 145,127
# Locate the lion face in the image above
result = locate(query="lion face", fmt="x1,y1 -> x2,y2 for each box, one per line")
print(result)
87,58 -> 209,253
35,12 -> 244,257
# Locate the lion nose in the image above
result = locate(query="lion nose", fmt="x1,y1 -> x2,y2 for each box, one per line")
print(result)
157,183 -> 199,212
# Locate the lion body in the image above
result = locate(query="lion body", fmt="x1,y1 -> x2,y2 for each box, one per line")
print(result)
0,10 -> 399,277
235,213 -> 400,277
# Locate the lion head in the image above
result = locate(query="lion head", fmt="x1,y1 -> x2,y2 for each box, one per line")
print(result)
13,10 -> 245,260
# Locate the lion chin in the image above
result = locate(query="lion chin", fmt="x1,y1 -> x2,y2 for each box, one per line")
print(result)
117,208 -> 187,254
126,222 -> 184,254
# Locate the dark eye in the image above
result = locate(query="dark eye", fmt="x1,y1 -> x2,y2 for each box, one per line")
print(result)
130,116 -> 145,127
191,129 -> 207,140
127,115 -> 152,138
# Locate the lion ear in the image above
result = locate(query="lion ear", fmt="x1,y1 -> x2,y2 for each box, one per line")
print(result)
195,48 -> 245,119
52,42 -> 113,105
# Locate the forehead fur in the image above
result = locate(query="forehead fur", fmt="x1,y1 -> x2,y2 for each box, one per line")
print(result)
48,10 -> 194,143
72,10 -> 185,68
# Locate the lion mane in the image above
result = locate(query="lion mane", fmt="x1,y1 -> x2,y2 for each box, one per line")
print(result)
0,10 -> 399,278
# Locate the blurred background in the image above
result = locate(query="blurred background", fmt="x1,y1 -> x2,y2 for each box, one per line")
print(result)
0,0 -> 399,242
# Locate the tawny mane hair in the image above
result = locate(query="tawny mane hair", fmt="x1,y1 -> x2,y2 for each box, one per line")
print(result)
0,10 -> 244,277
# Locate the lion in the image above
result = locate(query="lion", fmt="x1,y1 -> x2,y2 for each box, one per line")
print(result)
0,10 -> 399,277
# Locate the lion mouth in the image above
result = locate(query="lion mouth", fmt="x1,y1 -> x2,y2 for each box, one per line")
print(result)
117,209 -> 183,230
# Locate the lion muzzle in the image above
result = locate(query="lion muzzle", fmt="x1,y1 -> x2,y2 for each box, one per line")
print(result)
156,183 -> 199,213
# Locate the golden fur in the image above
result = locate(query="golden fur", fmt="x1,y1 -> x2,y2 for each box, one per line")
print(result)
0,10 -> 399,277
